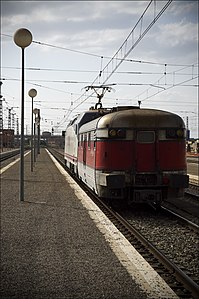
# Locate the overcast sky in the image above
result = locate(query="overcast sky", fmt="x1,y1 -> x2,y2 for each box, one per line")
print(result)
1,0 -> 198,137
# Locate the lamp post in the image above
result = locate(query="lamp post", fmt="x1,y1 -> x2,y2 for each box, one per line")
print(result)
33,108 -> 39,162
36,109 -> 41,155
0,82 -> 3,152
28,88 -> 37,172
14,28 -> 32,201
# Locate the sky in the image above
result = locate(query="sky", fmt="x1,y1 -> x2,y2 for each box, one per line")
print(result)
1,0 -> 198,138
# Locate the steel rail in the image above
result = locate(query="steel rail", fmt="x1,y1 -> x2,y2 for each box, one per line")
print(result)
161,205 -> 199,233
0,149 -> 20,162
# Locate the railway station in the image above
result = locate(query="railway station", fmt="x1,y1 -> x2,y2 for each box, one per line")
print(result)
1,1 -> 198,298
1,148 -> 184,299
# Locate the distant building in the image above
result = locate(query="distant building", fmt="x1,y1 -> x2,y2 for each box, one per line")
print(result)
0,129 -> 14,148
42,131 -> 51,138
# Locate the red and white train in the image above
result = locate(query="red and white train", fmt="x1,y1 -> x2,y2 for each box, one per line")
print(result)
64,106 -> 189,207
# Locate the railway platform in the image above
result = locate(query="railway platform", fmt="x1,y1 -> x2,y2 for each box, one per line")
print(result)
0,148 -> 178,299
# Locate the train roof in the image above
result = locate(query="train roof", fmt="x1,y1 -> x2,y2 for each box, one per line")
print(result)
67,110 -> 101,129
79,107 -> 185,132
67,107 -> 113,129
97,108 -> 185,129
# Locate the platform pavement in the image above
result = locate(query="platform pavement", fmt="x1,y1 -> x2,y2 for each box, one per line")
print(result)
1,148 -> 178,299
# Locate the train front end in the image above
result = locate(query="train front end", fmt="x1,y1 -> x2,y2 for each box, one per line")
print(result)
95,107 -> 189,207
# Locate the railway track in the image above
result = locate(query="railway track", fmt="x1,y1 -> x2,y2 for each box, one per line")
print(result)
0,149 -> 20,162
161,205 -> 199,233
163,183 -> 199,226
122,205 -> 199,289
186,184 -> 199,199
48,147 -> 199,299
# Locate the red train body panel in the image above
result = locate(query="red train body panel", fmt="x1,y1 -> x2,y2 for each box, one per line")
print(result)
65,106 -> 189,207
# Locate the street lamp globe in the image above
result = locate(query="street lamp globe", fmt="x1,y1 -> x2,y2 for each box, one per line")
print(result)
33,108 -> 39,115
14,28 -> 32,48
28,88 -> 37,98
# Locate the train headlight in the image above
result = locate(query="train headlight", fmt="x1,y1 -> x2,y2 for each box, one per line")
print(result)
166,128 -> 176,138
166,128 -> 185,139
176,129 -> 184,137
117,129 -> 126,138
109,129 -> 117,137
108,128 -> 126,138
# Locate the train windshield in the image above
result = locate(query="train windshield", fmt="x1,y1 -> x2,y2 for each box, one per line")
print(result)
137,131 -> 155,143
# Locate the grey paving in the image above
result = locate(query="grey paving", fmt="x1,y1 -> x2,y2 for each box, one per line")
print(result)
0,149 -> 147,299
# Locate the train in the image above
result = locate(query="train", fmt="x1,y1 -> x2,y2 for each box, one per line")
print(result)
64,105 -> 189,208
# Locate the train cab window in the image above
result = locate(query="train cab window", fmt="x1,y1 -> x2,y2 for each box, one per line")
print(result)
137,131 -> 155,143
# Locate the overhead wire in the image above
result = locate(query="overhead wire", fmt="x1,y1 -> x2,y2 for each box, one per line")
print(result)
136,76 -> 198,102
2,65 -> 198,77
2,0 -> 197,131
1,76 -> 198,87
4,32 -> 191,66
2,32 -> 194,68
134,64 -> 198,101
58,0 -> 176,126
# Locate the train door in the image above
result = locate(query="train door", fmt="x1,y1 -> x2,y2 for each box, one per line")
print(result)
136,130 -> 156,172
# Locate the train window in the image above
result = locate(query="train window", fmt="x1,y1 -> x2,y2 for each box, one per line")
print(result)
137,131 -> 155,143
84,134 -> 87,143
88,132 -> 91,148
81,134 -> 83,146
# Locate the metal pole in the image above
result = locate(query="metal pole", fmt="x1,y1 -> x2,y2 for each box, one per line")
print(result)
34,122 -> 36,162
31,97 -> 33,171
0,82 -> 3,151
38,123 -> 40,154
20,48 -> 25,201
37,109 -> 40,154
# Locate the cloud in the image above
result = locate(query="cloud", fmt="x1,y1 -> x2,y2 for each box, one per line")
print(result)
1,1 -> 148,34
1,1 -> 198,137
157,21 -> 198,47
168,1 -> 198,20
